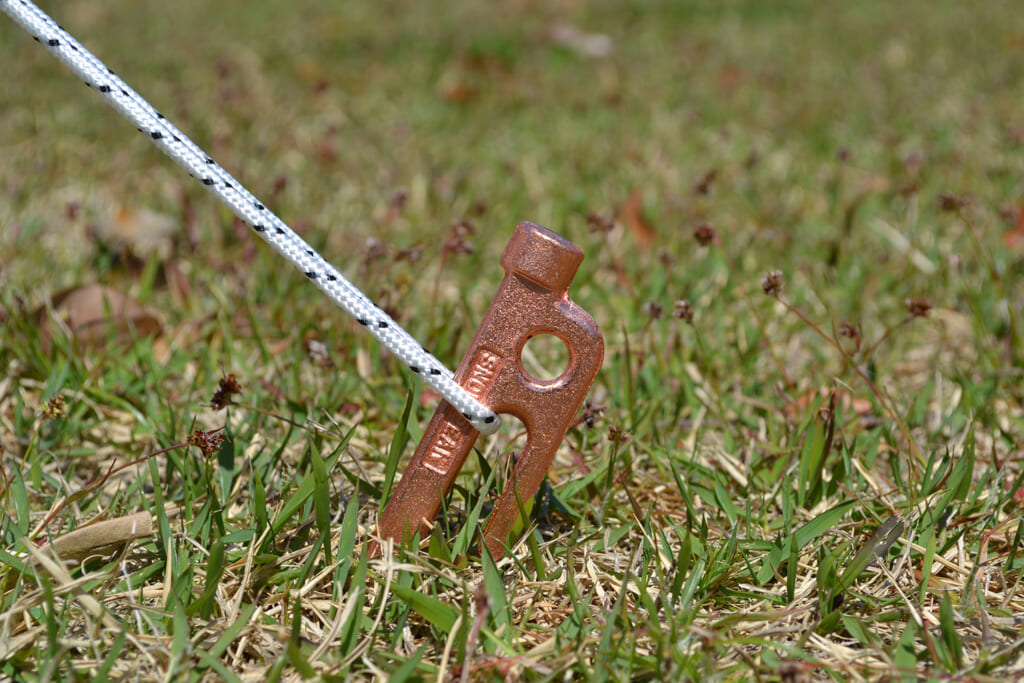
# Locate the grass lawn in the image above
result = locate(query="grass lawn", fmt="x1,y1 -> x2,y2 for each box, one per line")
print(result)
2,0 -> 1023,679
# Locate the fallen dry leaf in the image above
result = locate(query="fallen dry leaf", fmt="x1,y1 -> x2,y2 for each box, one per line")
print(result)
619,189 -> 656,249
39,284 -> 162,347
42,511 -> 154,566
90,205 -> 177,259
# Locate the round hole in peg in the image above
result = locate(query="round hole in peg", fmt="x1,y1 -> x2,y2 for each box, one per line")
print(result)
519,332 -> 571,382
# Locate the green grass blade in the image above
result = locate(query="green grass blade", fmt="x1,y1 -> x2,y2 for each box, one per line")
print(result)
389,583 -> 458,634
836,516 -> 904,593
187,535 -> 225,619
310,444 -> 332,565
10,468 -> 29,537
169,598 -> 189,675
794,499 -> 856,548
386,644 -> 428,683
252,466 -> 269,535
894,620 -> 918,677
94,629 -> 127,683
205,603 -> 257,662
217,427 -> 236,507
939,592 -> 962,671
482,546 -> 512,632
382,387 -> 417,506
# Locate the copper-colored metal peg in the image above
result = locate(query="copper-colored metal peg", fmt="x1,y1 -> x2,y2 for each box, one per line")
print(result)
377,221 -> 604,558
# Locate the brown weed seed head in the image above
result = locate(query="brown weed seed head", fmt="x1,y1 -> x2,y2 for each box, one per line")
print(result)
674,300 -> 695,324
586,211 -> 614,234
388,188 -> 408,212
693,169 -> 717,195
443,220 -> 475,255
581,400 -> 606,429
188,429 -> 224,457
904,298 -> 932,319
693,223 -> 718,247
762,270 -> 783,297
305,337 -> 333,368
643,301 -> 663,319
41,394 -> 67,421
899,181 -> 921,197
838,321 -> 862,349
362,236 -> 388,264
211,374 -> 242,410
938,193 -> 969,212
608,424 -> 631,444
395,246 -> 423,263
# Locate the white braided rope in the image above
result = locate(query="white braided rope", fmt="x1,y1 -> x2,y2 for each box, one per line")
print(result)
2,0 -> 500,434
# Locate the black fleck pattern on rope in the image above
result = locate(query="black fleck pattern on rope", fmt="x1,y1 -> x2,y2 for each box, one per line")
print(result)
1,0 -> 500,434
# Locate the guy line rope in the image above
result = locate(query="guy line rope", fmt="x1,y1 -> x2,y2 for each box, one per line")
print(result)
1,0 -> 501,435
